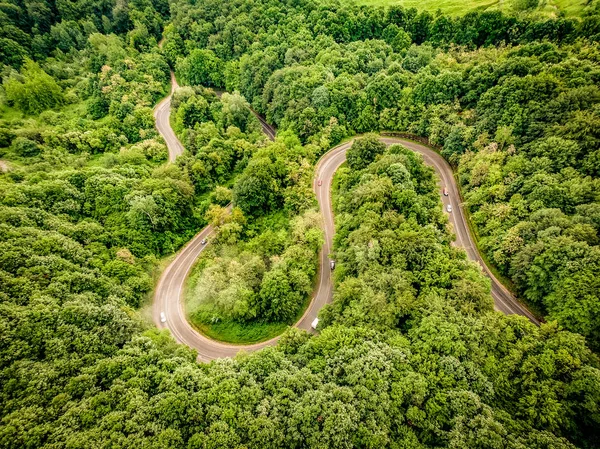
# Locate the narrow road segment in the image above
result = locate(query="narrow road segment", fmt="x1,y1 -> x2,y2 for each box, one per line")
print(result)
154,72 -> 184,162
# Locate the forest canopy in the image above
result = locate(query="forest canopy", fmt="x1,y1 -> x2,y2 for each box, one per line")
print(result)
1,0 -> 600,448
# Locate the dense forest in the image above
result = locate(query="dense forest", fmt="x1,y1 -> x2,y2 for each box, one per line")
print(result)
1,0 -> 600,447
165,0 -> 600,350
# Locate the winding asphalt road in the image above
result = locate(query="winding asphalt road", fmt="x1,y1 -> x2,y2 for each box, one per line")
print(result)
153,81 -> 538,361
155,73 -> 276,159
154,72 -> 184,162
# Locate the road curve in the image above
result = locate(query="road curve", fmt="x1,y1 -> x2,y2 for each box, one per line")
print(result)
154,135 -> 539,363
312,138 -> 538,328
153,74 -> 538,360
152,74 -> 278,360
381,138 -> 539,323
154,75 -> 275,161
154,72 -> 184,162
212,88 -> 276,140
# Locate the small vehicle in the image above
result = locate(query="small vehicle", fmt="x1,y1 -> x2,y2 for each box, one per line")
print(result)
318,179 -> 323,186
446,204 -> 452,213
160,312 -> 167,323
311,317 -> 319,330
443,187 -> 448,196
201,238 -> 207,245
330,260 -> 335,270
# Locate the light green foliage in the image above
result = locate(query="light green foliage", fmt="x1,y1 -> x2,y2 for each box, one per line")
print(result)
177,48 -> 224,87
3,60 -> 63,114
212,185 -> 233,205
345,0 -> 590,17
220,91 -> 254,132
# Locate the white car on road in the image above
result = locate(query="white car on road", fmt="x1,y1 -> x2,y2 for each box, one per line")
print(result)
160,312 -> 167,323
311,318 -> 319,330
446,204 -> 452,213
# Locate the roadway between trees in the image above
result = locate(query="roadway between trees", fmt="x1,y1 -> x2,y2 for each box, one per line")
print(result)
153,86 -> 539,362
154,72 -> 185,162
154,71 -> 277,162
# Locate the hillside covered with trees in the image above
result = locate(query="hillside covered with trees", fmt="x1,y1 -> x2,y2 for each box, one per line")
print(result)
1,0 -> 600,447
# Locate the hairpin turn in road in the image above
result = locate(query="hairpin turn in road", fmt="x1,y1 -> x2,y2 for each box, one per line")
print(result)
152,80 -> 539,362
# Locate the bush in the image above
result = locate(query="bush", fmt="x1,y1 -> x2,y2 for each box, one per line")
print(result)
212,186 -> 232,205
0,128 -> 15,148
346,133 -> 386,170
11,137 -> 40,157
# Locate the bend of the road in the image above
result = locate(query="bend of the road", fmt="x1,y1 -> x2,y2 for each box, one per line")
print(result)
378,138 -> 540,323
154,72 -> 276,163
212,88 -> 277,140
154,72 -> 184,162
154,136 -> 539,362
153,79 -> 538,361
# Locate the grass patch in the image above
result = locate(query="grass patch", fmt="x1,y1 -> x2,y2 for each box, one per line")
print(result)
345,0 -> 588,17
190,319 -> 289,345
184,207 -> 316,344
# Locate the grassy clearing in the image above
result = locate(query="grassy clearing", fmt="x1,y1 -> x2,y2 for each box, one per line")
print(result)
347,0 -> 589,17
184,209 -> 315,345
185,253 -> 311,344
190,319 -> 289,345
351,0 -> 499,15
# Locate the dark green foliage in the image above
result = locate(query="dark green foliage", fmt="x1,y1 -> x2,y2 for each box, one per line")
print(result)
1,0 -> 600,448
0,128 -> 15,148
0,0 -> 165,68
346,133 -> 387,170
323,143 -> 493,329
10,137 -> 40,157
177,49 -> 224,87
170,86 -> 263,194
161,0 -> 600,347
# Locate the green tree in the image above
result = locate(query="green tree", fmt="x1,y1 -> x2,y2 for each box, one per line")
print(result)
346,134 -> 387,170
4,59 -> 63,114
177,49 -> 224,87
